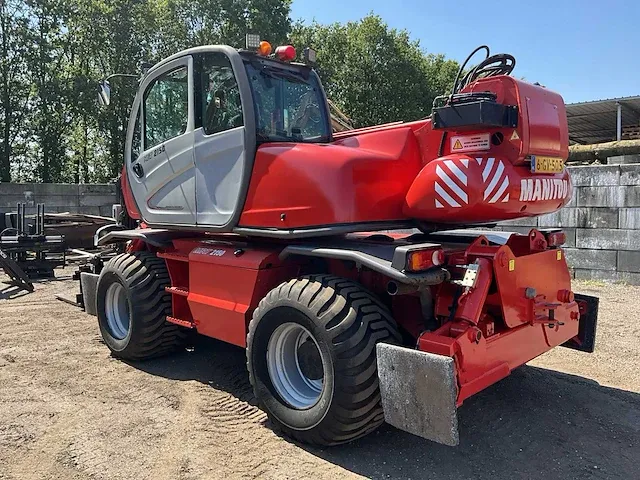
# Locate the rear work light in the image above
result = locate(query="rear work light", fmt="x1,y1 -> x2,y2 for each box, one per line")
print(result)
546,231 -> 566,247
275,45 -> 296,62
303,47 -> 317,65
406,248 -> 445,272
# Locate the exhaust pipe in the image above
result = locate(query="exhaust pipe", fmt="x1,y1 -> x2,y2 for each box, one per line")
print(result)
387,268 -> 449,296
387,281 -> 419,296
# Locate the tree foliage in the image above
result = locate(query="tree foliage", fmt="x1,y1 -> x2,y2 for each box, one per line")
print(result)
290,15 -> 459,128
0,4 -> 458,183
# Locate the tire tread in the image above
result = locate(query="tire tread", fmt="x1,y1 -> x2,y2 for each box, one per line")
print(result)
247,274 -> 400,446
98,251 -> 187,360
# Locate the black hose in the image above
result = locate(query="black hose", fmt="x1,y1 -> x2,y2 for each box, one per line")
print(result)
432,45 -> 516,109
451,45 -> 490,98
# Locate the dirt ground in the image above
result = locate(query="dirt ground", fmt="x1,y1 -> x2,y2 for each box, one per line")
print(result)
0,267 -> 638,480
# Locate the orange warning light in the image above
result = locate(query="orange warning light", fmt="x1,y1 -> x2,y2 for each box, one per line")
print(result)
258,41 -> 272,56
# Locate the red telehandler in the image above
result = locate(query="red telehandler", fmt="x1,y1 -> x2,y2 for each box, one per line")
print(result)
80,40 -> 598,446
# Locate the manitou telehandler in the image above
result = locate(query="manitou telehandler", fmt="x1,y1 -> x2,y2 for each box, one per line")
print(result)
80,38 -> 598,446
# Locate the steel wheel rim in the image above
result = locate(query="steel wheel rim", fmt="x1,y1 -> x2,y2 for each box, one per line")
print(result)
266,322 -> 324,409
105,283 -> 130,340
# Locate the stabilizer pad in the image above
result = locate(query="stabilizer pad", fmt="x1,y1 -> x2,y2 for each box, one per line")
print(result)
80,272 -> 99,316
376,343 -> 459,446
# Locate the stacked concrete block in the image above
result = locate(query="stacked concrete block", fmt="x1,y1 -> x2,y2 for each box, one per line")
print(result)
497,163 -> 640,285
0,183 -> 116,217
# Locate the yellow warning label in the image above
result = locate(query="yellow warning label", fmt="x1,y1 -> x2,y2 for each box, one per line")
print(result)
510,130 -> 520,141
557,250 -> 562,261
453,139 -> 463,150
508,259 -> 515,271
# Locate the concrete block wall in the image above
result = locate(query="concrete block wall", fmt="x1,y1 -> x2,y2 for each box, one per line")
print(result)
0,183 -> 116,217
497,164 -> 640,285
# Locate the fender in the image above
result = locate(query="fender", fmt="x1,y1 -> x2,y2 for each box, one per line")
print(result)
280,241 -> 449,287
95,228 -> 206,248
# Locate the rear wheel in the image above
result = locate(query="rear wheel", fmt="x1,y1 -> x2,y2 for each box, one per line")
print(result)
96,251 -> 187,360
247,274 -> 401,445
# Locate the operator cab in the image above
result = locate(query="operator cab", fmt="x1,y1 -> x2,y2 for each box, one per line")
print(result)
114,37 -> 330,230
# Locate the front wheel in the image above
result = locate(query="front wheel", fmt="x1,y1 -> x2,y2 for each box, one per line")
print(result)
247,275 -> 401,445
96,251 -> 187,360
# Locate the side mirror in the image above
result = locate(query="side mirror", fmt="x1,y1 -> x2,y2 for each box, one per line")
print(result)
98,80 -> 111,106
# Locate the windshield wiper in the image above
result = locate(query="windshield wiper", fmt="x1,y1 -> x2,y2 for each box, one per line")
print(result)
257,130 -> 330,144
256,131 -> 290,142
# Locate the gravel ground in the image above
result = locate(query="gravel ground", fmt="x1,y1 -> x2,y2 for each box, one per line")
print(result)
0,268 -> 638,480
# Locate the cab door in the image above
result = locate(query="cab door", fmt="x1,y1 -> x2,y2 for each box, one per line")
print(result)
126,56 -> 196,226
192,52 -> 246,227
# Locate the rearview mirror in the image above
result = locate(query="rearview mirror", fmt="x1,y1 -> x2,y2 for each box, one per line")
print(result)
98,80 -> 111,106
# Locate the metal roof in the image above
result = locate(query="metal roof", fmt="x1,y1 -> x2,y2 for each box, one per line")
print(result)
566,95 -> 640,145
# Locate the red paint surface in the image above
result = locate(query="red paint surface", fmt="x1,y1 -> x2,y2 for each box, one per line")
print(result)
421,233 -> 579,405
240,76 -> 572,229
240,126 -> 423,228
121,166 -> 141,220
162,238 -> 299,347
403,154 -> 572,223
160,227 -> 580,408
150,75 -> 582,411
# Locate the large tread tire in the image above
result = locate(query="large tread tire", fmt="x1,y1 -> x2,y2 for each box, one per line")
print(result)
247,274 -> 401,446
96,251 -> 187,360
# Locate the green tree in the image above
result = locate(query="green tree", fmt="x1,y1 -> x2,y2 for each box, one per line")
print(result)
64,0 -> 157,181
26,0 -> 78,183
152,0 -> 292,58
290,15 -> 459,128
0,0 -> 30,182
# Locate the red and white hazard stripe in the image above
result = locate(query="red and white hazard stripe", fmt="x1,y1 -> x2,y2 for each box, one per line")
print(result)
479,157 -> 510,204
434,158 -> 469,208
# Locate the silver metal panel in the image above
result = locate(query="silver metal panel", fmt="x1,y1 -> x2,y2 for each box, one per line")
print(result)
194,126 -> 246,226
376,343 -> 459,446
124,46 -> 257,232
80,272 -> 99,316
126,56 -> 197,226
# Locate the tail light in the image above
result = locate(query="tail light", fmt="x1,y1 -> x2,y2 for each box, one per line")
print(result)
406,248 -> 445,272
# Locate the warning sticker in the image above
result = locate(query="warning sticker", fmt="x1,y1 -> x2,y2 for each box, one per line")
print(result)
450,133 -> 490,153
510,130 -> 520,141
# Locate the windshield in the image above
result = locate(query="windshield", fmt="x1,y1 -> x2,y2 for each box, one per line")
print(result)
244,62 -> 330,143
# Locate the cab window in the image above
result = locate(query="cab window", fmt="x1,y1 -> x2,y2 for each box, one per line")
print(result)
131,106 -> 141,162
144,67 -> 189,149
198,53 -> 243,135
245,62 -> 330,143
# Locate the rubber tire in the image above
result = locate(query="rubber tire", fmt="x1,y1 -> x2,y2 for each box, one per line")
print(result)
96,251 -> 186,360
247,274 -> 401,446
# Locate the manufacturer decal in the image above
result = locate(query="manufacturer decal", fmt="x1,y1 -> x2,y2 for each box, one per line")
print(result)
450,133 -> 490,153
519,178 -> 569,202
142,144 -> 166,163
192,247 -> 226,257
